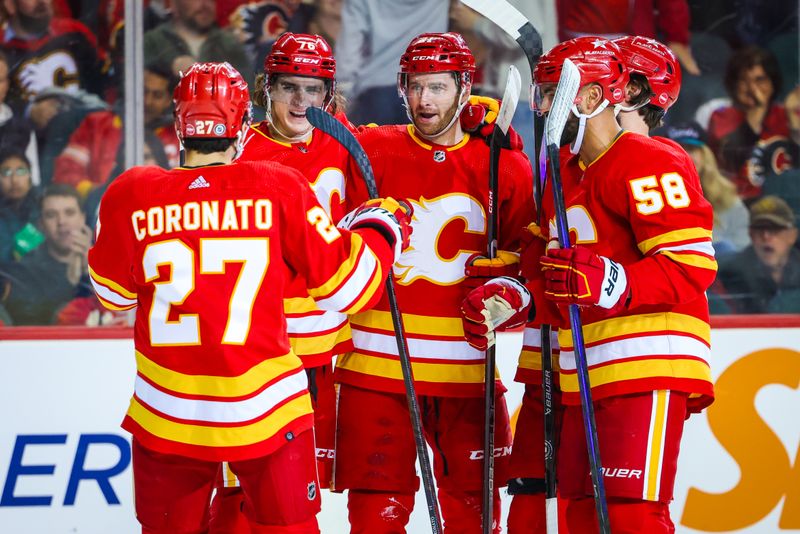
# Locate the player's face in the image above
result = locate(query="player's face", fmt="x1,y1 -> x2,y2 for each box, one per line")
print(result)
144,71 -> 172,125
40,195 -> 85,255
0,60 -> 8,104
0,156 -> 32,202
174,0 -> 216,33
405,72 -> 461,136
532,83 -> 557,114
749,225 -> 798,270
269,75 -> 327,137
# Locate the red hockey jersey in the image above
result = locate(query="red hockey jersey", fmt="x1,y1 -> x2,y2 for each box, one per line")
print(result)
335,125 -> 534,397
525,132 -> 716,412
88,161 -> 393,461
239,119 -> 353,368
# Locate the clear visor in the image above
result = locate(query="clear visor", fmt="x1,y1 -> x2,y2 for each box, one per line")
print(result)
268,77 -> 330,108
531,82 -> 558,113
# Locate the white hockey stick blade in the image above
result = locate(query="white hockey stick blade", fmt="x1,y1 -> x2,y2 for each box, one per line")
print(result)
544,59 -> 580,147
460,0 -> 527,40
497,65 -> 522,135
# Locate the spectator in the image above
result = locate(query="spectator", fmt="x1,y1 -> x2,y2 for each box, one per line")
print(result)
335,0 -> 448,125
226,1 -> 299,74
555,0 -> 701,75
52,65 -> 180,196
27,86 -> 108,185
288,0 -> 342,46
0,49 -> 39,184
716,195 -> 800,313
0,0 -> 108,110
0,150 -> 41,261
144,0 -> 252,87
664,121 -> 751,256
0,183 -> 92,325
708,46 -> 796,200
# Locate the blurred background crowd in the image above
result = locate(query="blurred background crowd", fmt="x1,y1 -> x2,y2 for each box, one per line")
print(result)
0,0 -> 798,326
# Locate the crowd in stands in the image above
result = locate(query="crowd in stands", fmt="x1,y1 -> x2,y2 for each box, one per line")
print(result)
0,0 -> 798,326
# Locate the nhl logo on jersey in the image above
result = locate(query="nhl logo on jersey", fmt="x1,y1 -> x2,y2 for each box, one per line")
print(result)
307,481 -> 317,500
433,150 -> 446,163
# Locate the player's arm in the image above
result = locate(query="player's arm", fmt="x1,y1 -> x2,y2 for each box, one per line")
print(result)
542,156 -> 717,310
280,168 -> 410,315
87,175 -> 138,311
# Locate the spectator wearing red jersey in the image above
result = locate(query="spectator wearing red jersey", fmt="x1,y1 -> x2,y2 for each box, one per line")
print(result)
0,0 -> 108,110
707,46 -> 796,201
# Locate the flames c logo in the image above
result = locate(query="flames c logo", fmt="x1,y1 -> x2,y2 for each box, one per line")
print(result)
394,194 -> 485,285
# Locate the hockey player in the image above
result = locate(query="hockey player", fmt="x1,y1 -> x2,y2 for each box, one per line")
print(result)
333,32 -> 534,533
462,36 -> 716,533
615,35 -> 682,135
208,34 -> 351,532
88,62 -> 413,534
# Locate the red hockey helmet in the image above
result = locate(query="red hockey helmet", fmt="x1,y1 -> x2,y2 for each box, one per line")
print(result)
264,32 -> 336,79
614,36 -> 681,110
173,62 -> 252,140
399,32 -> 476,87
533,36 -> 629,107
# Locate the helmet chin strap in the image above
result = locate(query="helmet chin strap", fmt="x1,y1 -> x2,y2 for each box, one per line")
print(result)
569,99 -> 609,155
402,85 -> 468,143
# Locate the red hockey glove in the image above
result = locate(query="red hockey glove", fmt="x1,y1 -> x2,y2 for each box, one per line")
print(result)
540,246 -> 629,310
519,223 -> 548,281
459,95 -> 524,151
463,250 -> 520,291
338,197 -> 414,259
461,276 -> 532,351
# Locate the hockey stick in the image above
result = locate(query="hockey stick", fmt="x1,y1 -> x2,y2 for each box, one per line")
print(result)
532,115 -> 560,533
459,0 -> 542,73
544,59 -> 611,533
458,1 -> 562,530
482,65 -> 522,534
306,106 -> 443,534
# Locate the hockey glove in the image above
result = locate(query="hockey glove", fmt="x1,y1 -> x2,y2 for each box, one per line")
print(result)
463,250 -> 521,291
461,276 -> 532,351
540,246 -> 629,310
338,197 -> 414,259
459,95 -> 524,150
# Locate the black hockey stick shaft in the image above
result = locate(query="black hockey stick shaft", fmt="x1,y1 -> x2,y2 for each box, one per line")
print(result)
547,142 -> 610,533
533,116 -> 558,524
306,107 -> 443,534
481,124 -> 505,534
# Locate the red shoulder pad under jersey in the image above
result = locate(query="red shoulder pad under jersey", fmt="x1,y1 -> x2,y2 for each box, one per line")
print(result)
585,132 -> 716,307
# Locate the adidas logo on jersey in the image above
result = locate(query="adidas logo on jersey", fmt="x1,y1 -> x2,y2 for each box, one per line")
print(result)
188,176 -> 210,189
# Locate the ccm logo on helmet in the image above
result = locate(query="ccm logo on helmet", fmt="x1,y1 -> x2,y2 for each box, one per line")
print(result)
294,57 -> 321,65
412,55 -> 439,61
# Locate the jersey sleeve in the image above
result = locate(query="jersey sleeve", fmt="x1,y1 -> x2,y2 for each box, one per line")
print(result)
606,149 -> 717,308
87,172 -> 139,311
277,167 -> 392,315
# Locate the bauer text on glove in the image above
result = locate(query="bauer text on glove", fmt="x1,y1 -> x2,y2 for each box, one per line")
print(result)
540,246 -> 629,310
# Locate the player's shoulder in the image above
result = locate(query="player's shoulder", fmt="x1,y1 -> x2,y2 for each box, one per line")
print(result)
614,131 -> 687,167
103,165 -> 166,205
235,159 -> 308,193
355,124 -> 408,145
